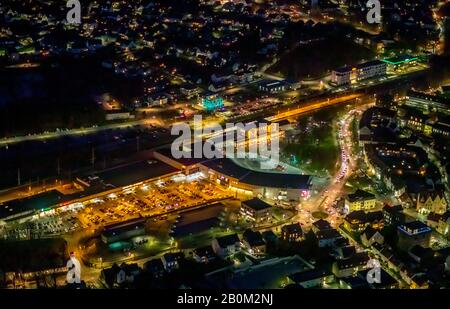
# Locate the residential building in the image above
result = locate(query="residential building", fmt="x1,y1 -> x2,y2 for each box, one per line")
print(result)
281,223 -> 303,242
426,212 -> 442,229
242,229 -> 266,256
262,230 -> 279,245
343,211 -> 383,233
383,204 -> 409,226
312,219 -> 332,233
404,91 -> 450,115
339,276 -> 371,289
361,226 -> 384,247
258,80 -> 288,93
287,268 -> 334,288
161,252 -> 184,272
356,269 -> 399,289
180,83 -> 199,99
315,228 -> 343,248
332,252 -> 370,278
100,263 -> 141,288
331,60 -> 386,86
334,245 -> 357,260
192,246 -> 217,264
143,259 -> 165,278
416,190 -> 448,215
437,211 -> 450,238
101,218 -> 147,244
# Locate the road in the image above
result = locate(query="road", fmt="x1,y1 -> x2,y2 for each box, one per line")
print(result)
297,103 -> 373,228
267,93 -> 363,122
0,118 -> 162,147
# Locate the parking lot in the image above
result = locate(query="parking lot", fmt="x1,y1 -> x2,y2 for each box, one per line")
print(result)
0,174 -> 232,240
77,176 -> 231,229
1,209 -> 82,240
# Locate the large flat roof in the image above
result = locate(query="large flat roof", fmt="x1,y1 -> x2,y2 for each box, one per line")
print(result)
156,146 -> 208,166
0,189 -> 82,220
171,204 -> 223,237
0,160 -> 177,220
242,198 -> 272,211
102,217 -> 147,238
203,158 -> 312,190
407,90 -> 450,106
334,60 -> 385,73
93,160 -> 177,187
382,54 -> 418,65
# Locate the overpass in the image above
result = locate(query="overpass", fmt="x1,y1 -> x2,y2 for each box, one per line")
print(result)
266,93 -> 363,122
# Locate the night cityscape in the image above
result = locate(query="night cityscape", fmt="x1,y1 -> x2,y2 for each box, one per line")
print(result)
1,0 -> 450,298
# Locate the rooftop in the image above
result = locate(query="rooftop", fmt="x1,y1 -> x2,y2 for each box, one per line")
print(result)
242,229 -> 265,247
93,160 -> 177,188
282,223 -> 303,235
341,276 -> 371,289
193,245 -> 216,258
382,54 -> 418,65
156,148 -> 313,190
382,204 -> 403,214
102,217 -> 147,238
163,252 -> 184,263
242,198 -> 272,211
346,189 -> 376,203
398,221 -> 432,236
288,268 -> 332,283
316,228 -> 342,240
144,259 -> 165,273
334,60 -> 385,73
313,219 -> 332,231
357,268 -> 398,288
216,233 -> 240,248
335,252 -> 369,270
345,211 -> 383,224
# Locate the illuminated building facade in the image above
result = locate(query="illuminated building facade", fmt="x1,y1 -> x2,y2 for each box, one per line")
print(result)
404,91 -> 450,115
201,93 -> 224,112
382,55 -> 418,71
331,60 -> 386,86
397,221 -> 432,251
